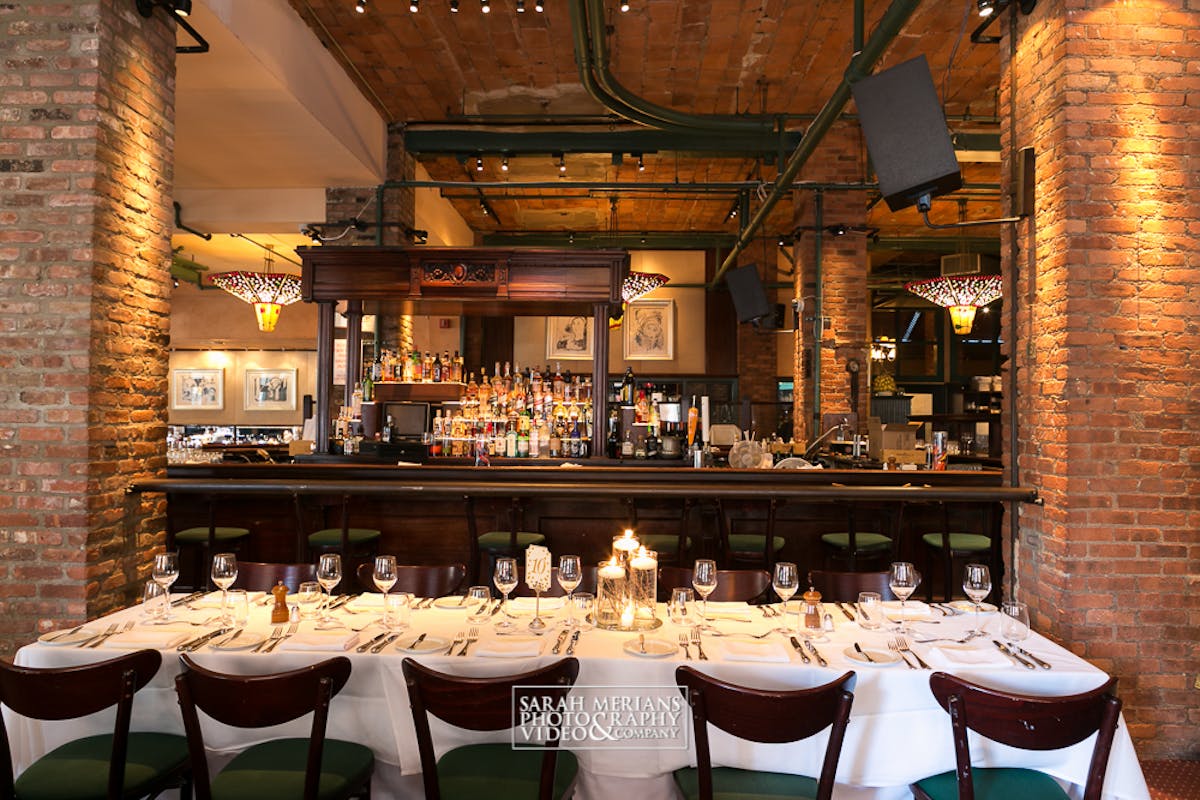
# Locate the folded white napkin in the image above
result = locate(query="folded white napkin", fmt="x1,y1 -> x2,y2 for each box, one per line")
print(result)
925,644 -> 1010,669
277,631 -> 360,652
188,592 -> 227,609
347,593 -> 387,609
700,602 -> 753,622
473,638 -> 542,658
719,640 -> 790,663
101,630 -> 189,649
882,601 -> 932,618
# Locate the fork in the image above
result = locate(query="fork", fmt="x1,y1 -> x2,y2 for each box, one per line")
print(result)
449,630 -> 465,655
88,621 -> 134,648
265,622 -> 298,653
895,635 -> 931,669
690,628 -> 708,660
458,626 -> 479,656
678,633 -> 691,660
80,623 -> 117,648
255,626 -> 282,653
888,639 -> 916,669
702,628 -> 775,639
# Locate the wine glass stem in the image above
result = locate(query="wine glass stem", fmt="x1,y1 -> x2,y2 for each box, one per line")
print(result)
382,589 -> 389,627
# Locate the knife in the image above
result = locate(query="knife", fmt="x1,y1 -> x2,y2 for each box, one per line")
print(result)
836,602 -> 855,621
178,628 -> 230,652
853,642 -> 875,663
550,630 -> 570,654
213,629 -> 243,648
1014,645 -> 1052,669
806,640 -> 828,667
993,639 -> 1036,669
371,633 -> 400,653
489,600 -> 504,617
564,630 -> 581,655
171,590 -> 206,608
405,633 -> 427,650
789,636 -> 811,664
355,631 -> 389,653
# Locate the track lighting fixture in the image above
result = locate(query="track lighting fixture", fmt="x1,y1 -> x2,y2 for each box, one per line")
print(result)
535,0 -> 544,11
481,0 -> 490,13
636,153 -> 644,171
355,0 -> 366,12
475,156 -> 484,171
479,200 -> 489,215
501,155 -> 509,172
620,1 -> 629,10
828,224 -> 848,236
568,231 -> 575,244
728,208 -> 737,219
409,0 -> 418,11
556,153 -> 566,174
517,0 -> 526,11
450,0 -> 459,10
976,0 -> 998,16
171,0 -> 191,16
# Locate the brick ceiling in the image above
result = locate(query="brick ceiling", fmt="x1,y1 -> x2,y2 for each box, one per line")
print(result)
286,0 -> 1004,249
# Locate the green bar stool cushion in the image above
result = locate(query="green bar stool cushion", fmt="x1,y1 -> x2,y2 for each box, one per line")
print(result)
209,737 -> 375,800
175,526 -> 251,544
673,765 -> 821,800
476,531 -> 545,554
640,534 -> 693,555
436,742 -> 577,800
727,534 -> 785,556
913,767 -> 1072,800
14,732 -> 189,800
307,527 -> 382,547
820,532 -> 892,551
921,532 -> 991,552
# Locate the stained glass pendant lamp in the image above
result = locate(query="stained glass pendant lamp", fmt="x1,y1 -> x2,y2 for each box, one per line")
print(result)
210,245 -> 303,332
610,271 -> 669,328
904,274 -> 1002,335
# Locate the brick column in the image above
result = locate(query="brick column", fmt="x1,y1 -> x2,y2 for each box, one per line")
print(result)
1003,0 -> 1199,758
0,0 -> 176,652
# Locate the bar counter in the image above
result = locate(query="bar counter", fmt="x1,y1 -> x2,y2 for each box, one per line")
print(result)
133,463 -> 1036,592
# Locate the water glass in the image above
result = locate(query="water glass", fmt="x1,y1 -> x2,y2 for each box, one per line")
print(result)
141,581 -> 166,620
224,589 -> 249,627
856,591 -> 882,630
571,592 -> 595,630
1001,601 -> 1030,645
668,587 -> 693,625
466,585 -> 492,623
386,592 -> 412,630
296,581 -> 323,619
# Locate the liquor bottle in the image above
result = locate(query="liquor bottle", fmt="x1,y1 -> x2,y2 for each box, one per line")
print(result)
361,370 -> 373,403
552,363 -> 565,400
606,410 -> 620,459
621,429 -> 634,459
423,351 -> 433,382
477,368 -> 490,407
620,367 -> 635,404
432,352 -> 442,383
537,418 -> 550,457
645,425 -> 659,459
382,415 -> 393,444
411,350 -> 423,382
451,350 -> 463,383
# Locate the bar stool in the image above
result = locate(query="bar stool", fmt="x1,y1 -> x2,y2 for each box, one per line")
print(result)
169,493 -> 251,590
917,500 -> 1002,603
295,493 -> 381,562
622,497 -> 693,564
820,501 -> 897,572
714,498 -> 785,571
465,496 -> 545,585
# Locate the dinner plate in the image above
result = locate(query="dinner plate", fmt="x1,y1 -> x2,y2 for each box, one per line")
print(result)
38,628 -> 97,646
842,647 -> 902,666
948,601 -> 998,614
622,637 -> 676,658
432,596 -> 476,610
210,631 -> 266,651
396,635 -> 451,654
508,597 -> 565,612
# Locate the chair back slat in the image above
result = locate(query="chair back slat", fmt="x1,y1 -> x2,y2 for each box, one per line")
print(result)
176,654 -> 351,728
659,566 -> 769,602
807,569 -> 897,602
356,562 -> 467,597
236,561 -> 317,592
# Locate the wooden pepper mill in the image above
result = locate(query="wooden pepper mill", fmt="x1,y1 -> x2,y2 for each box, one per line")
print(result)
802,584 -> 823,631
270,581 -> 290,624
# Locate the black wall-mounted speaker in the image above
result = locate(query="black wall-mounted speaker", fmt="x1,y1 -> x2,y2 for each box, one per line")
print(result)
852,55 -> 962,212
725,264 -> 772,324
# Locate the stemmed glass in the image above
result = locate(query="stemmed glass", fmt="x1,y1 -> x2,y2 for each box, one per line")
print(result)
493,557 -> 518,631
963,563 -> 992,633
1001,601 -> 1030,649
210,553 -> 238,625
772,562 -> 799,633
152,552 -> 179,621
373,555 -> 398,628
888,561 -> 920,633
692,559 -> 718,622
558,555 -> 582,627
316,553 -> 342,625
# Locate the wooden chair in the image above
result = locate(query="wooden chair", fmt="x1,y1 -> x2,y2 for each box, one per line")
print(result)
510,566 -> 599,598
236,560 -> 317,592
659,566 -> 770,603
175,654 -> 373,800
673,666 -> 856,800
169,492 -> 252,590
0,649 -> 190,800
354,562 -> 467,597
714,498 -> 785,571
911,672 -> 1122,800
807,569 -> 897,602
402,657 -> 580,800
621,497 -> 694,564
464,496 -> 546,585
819,501 -> 899,572
916,501 -> 1003,603
295,492 -> 381,561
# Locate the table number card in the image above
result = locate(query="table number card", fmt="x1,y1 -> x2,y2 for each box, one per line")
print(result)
525,545 -> 552,592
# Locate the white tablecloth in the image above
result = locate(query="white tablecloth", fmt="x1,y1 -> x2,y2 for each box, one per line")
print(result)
10,597 -> 1150,800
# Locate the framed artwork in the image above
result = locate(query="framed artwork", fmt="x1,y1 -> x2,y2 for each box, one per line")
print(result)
623,299 -> 674,360
171,368 -> 224,410
244,368 -> 297,411
546,315 -> 594,360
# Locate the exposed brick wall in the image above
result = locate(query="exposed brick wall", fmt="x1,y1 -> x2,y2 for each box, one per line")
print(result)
0,0 -> 175,654
1003,0 -> 1200,758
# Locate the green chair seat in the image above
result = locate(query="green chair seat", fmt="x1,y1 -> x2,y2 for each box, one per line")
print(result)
209,737 -> 374,800
640,534 -> 693,555
307,527 -> 382,547
913,766 -> 1071,800
175,526 -> 251,544
820,532 -> 892,551
477,531 -> 545,553
436,743 -> 577,800
728,534 -> 785,555
674,765 -> 820,800
922,532 -> 991,552
14,732 -> 188,800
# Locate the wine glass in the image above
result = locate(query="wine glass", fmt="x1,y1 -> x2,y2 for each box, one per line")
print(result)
152,552 -> 179,620
888,561 -> 920,633
558,555 -> 582,627
1001,601 -> 1030,649
692,559 -> 718,622
210,553 -> 238,624
373,555 -> 398,627
963,563 -> 992,633
493,557 -> 519,631
772,562 -> 799,632
316,553 -> 342,624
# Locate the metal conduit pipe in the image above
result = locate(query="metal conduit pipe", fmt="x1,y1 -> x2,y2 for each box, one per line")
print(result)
711,0 -> 924,287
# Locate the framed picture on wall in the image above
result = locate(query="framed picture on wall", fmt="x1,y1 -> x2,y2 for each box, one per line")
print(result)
244,368 -> 297,411
546,315 -> 594,360
623,299 -> 674,360
171,368 -> 224,410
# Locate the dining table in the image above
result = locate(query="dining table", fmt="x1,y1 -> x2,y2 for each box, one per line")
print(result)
9,592 -> 1150,800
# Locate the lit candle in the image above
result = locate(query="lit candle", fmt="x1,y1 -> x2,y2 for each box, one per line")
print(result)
621,602 -> 635,629
614,529 -> 639,553
599,560 -> 626,580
